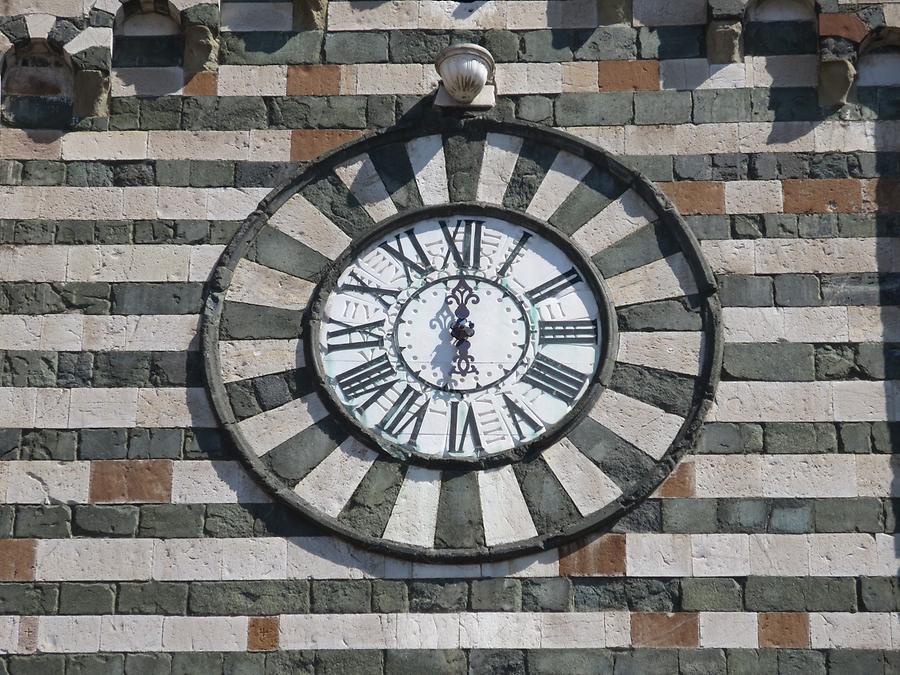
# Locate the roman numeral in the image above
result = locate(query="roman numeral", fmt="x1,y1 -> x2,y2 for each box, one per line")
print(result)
448,401 -> 483,455
325,319 -> 385,353
496,231 -> 532,278
377,385 -> 429,446
338,271 -> 399,310
335,354 -> 396,400
539,319 -> 598,345
379,229 -> 432,283
439,219 -> 484,270
521,353 -> 590,404
502,394 -> 542,441
526,267 -> 581,305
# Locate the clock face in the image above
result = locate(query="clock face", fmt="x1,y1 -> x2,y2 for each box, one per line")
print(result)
201,120 -> 722,562
314,215 -> 606,462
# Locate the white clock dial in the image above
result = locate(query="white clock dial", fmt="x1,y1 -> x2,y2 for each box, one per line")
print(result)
315,215 -> 605,461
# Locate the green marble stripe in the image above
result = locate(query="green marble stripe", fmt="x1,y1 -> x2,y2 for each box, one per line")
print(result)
443,130 -> 486,203
511,456 -> 581,537
616,297 -> 703,332
549,166 -> 625,236
566,417 -> 658,493
592,221 -> 680,279
608,362 -> 697,418
369,142 -> 424,212
300,172 -> 377,239
338,457 -> 407,539
262,415 -> 349,487
224,367 -> 314,422
246,224 -> 333,282
501,138 -> 557,212
219,300 -> 305,340
434,470 -> 486,549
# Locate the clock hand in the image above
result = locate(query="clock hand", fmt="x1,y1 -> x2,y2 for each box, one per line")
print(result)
445,278 -> 479,376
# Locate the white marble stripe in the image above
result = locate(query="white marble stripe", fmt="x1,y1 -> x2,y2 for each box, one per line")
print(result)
407,134 -> 450,205
267,193 -> 352,261
606,253 -> 700,308
526,151 -> 593,221
3,455 -> 896,506
226,259 -> 315,311
476,133 -> 524,204
0,387 -> 215,429
587,388 -> 685,460
26,535 -> 899,581
477,465 -> 538,546
5,611 -> 900,653
541,438 -> 622,516
6,122 -> 900,161
570,188 -> 658,257
722,307 -> 851,343
334,153 -> 398,222
236,392 -> 330,457
382,465 -> 442,548
617,332 -> 703,376
293,438 -> 379,518
218,339 -> 304,383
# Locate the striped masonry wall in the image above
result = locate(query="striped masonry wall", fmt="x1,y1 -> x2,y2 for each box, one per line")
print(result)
0,0 -> 899,673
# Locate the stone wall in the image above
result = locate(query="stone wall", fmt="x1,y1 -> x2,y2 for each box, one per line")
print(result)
0,0 -> 899,673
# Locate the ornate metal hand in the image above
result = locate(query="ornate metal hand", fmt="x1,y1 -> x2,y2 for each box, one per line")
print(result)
445,278 -> 480,376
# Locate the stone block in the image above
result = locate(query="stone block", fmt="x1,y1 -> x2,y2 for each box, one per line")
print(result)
311,579 -> 370,613
139,504 -> 205,538
719,275 -> 773,307
467,650 -> 525,675
14,505 -> 71,538
59,582 -> 115,614
574,26 -> 637,60
409,581 -> 468,612
723,343 -> 815,381
521,578 -> 571,612
681,578 -> 742,611
555,92 -> 633,126
634,90 -> 691,124
72,505 -> 139,537
470,579 -> 522,612
661,499 -> 717,533
371,580 -> 407,613
325,32 -> 388,64
220,31 -> 323,66
383,651 -> 466,675
118,581 -> 188,614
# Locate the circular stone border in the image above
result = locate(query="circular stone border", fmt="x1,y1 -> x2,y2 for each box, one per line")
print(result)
201,118 -> 724,563
304,204 -> 618,469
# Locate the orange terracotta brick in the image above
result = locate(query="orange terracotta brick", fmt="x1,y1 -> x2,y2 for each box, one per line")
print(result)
598,60 -> 660,92
0,540 -> 36,581
290,129 -> 365,161
863,178 -> 900,213
782,179 -> 863,214
654,460 -> 695,498
18,616 -> 38,654
819,14 -> 868,43
659,182 -> 726,215
248,616 -> 279,651
559,533 -> 626,576
758,612 -> 810,648
183,71 -> 218,96
287,65 -> 342,96
89,460 -> 173,504
631,612 -> 699,648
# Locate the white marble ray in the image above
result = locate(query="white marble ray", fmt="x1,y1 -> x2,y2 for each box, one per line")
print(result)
605,253 -> 699,308
617,331 -> 703,376
226,259 -> 315,311
588,388 -> 685,460
526,151 -> 593,221
237,392 -> 330,457
293,437 -> 379,517
571,188 -> 658,257
476,133 -> 524,204
334,153 -> 398,222
407,135 -> 450,205
382,466 -> 442,548
218,339 -> 304,383
267,193 -> 351,261
477,465 -> 538,546
542,438 -> 622,516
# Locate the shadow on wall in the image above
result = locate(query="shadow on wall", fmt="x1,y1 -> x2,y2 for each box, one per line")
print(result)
112,0 -> 184,97
0,40 -> 74,128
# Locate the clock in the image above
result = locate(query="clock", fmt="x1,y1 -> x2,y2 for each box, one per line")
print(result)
312,208 -> 612,465
202,120 -> 721,561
